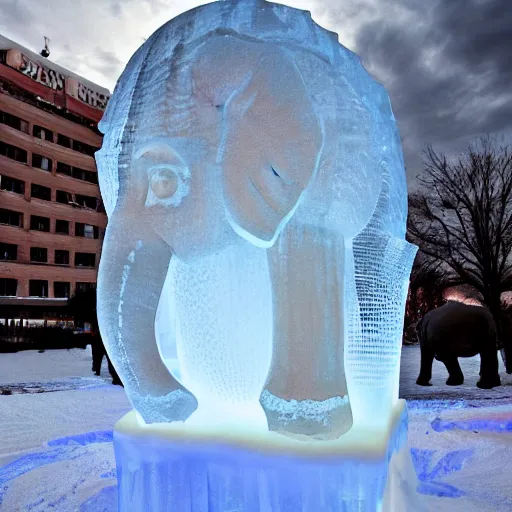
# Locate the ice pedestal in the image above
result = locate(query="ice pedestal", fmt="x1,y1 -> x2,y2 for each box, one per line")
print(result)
114,400 -> 422,511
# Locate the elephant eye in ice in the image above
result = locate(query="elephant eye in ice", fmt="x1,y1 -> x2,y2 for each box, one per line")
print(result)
151,168 -> 178,198
145,165 -> 190,208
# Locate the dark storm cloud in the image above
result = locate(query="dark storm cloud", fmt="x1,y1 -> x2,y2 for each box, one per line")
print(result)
353,0 -> 512,182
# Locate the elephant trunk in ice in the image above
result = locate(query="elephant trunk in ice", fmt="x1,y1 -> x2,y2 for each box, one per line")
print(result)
97,209 -> 197,423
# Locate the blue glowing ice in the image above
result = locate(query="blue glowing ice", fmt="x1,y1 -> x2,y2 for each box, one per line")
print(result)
95,0 -> 416,437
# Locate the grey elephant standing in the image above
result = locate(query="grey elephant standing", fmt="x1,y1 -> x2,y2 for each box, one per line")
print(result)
416,300 -> 504,389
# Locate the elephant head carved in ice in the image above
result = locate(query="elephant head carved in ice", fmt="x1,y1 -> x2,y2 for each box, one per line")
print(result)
95,0 -> 416,434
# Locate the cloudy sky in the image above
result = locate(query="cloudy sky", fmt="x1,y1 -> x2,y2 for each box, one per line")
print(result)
1,0 -> 510,182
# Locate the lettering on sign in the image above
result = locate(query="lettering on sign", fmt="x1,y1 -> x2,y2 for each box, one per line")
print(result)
19,54 -> 65,91
5,49 -> 109,111
6,49 -> 65,91
66,78 -> 110,111
77,82 -> 109,110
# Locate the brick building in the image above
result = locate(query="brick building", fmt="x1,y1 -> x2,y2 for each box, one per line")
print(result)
0,35 -> 110,325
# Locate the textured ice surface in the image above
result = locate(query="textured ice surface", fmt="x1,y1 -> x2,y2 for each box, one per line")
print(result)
170,243 -> 272,429
261,390 -> 352,439
95,0 -> 416,434
113,406 -> 413,512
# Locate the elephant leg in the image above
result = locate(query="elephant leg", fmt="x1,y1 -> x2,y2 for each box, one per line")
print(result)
91,338 -> 104,376
477,348 -> 501,389
416,345 -> 434,386
444,358 -> 464,386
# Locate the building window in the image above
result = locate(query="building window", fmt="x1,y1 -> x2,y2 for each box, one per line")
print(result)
83,169 -> 98,184
56,190 -> 70,204
0,208 -> 23,227
75,194 -> 98,209
72,168 -> 85,181
0,243 -> 17,261
55,219 -> 69,234
72,139 -> 98,157
75,222 -> 99,239
72,167 -> 98,184
30,215 -> 50,232
62,193 -> 99,209
0,175 -> 24,194
97,199 -> 106,213
54,281 -> 70,298
0,110 -> 29,133
55,249 -> 69,265
0,278 -> 17,296
57,135 -> 99,157
31,183 -> 52,201
0,78 -> 102,131
85,224 -> 96,239
29,280 -> 48,297
30,247 -> 48,263
56,134 -> 71,148
56,162 -> 98,184
32,154 -> 52,172
33,125 -> 54,142
68,194 -> 79,207
56,161 -> 72,176
76,282 -> 96,294
0,141 -> 27,163
75,252 -> 96,268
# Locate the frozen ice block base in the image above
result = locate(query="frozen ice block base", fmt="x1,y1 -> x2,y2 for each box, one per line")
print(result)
114,400 -> 422,511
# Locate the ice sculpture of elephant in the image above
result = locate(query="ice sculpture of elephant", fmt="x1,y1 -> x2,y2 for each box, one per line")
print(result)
96,0 -> 416,435
96,11 -> 323,425
96,1 -> 424,510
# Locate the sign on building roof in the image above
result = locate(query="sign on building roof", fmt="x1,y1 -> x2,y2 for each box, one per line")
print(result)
3,48 -> 110,111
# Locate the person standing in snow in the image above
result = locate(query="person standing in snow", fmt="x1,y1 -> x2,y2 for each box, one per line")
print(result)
91,324 -> 123,386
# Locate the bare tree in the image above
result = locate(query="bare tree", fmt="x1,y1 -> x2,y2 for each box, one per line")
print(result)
408,137 -> 512,344
403,253 -> 452,343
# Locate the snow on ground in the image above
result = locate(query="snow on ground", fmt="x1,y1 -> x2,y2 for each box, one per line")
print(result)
406,400 -> 512,511
0,345 -> 511,511
0,345 -> 108,385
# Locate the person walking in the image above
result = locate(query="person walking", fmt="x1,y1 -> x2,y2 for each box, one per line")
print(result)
68,288 -> 123,386
90,325 -> 123,386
